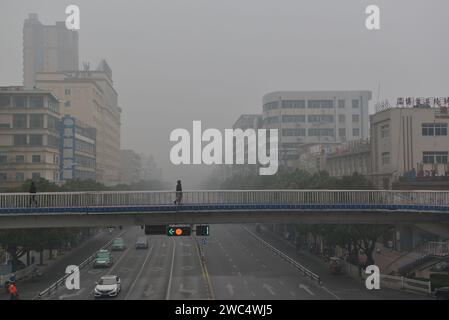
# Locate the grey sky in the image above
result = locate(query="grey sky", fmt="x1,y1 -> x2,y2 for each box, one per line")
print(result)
1,0 -> 448,187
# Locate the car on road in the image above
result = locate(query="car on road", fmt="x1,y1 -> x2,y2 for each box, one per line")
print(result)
111,238 -> 126,251
435,287 -> 449,300
94,275 -> 121,298
135,236 -> 148,249
93,249 -> 113,268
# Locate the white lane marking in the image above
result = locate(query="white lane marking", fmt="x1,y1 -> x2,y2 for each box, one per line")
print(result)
261,264 -> 267,268
179,283 -> 196,296
321,285 -> 341,300
289,291 -> 295,297
181,265 -> 193,271
232,264 -> 237,269
124,244 -> 154,300
278,280 -> 285,286
150,266 -> 163,272
262,283 -> 276,296
299,284 -> 315,296
59,288 -> 85,300
225,283 -> 234,297
250,291 -> 256,297
237,271 -> 242,277
165,238 -> 176,300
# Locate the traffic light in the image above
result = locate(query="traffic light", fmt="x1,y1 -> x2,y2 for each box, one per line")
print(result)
166,226 -> 191,237
196,225 -> 210,236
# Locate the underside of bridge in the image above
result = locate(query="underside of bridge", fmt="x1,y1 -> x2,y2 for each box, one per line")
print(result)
1,209 -> 449,229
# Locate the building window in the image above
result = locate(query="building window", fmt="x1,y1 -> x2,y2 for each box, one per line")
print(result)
282,128 -> 306,136
308,115 -> 334,123
29,134 -> 43,146
263,101 -> 278,111
0,154 -> 7,163
352,99 -> 360,108
381,124 -> 390,138
16,155 -> 25,163
13,96 -> 27,108
308,100 -> 334,109
423,151 -> 448,164
64,101 -> 71,108
47,115 -> 61,131
422,123 -> 448,136
65,89 -> 71,95
29,96 -> 43,108
47,135 -> 60,148
0,95 -> 10,108
282,115 -> 305,123
381,152 -> 390,165
338,115 -> 345,123
338,128 -> 346,137
263,116 -> 278,125
16,172 -> 24,182
13,114 -> 27,128
30,114 -> 44,129
0,172 -> 6,181
281,100 -> 305,109
338,100 -> 345,108
14,134 -> 27,146
353,128 -> 360,136
32,172 -> 41,180
352,114 -> 360,123
308,128 -> 335,137
32,155 -> 41,163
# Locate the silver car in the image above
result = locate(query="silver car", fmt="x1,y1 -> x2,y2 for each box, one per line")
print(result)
94,275 -> 121,298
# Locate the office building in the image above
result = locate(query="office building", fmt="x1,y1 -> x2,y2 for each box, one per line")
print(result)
262,91 -> 372,168
35,60 -> 121,186
370,105 -> 449,189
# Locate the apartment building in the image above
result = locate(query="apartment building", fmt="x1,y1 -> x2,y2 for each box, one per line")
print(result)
0,87 -> 61,189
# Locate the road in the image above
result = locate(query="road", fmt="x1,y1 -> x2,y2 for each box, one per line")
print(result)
9,225 -> 431,300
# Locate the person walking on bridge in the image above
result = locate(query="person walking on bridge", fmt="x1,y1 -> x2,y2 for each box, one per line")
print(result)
174,180 -> 183,205
29,181 -> 38,206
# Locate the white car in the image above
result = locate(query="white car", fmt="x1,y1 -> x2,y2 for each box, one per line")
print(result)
94,275 -> 121,298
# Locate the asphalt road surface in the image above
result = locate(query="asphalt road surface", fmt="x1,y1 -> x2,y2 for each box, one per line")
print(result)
7,225 -> 431,300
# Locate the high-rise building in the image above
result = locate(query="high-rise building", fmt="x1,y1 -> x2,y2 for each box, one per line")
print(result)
0,86 -> 62,189
35,61 -> 121,186
262,91 -> 372,168
23,13 -> 79,88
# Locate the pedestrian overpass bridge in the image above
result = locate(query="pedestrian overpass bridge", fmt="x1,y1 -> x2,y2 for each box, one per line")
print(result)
0,190 -> 448,229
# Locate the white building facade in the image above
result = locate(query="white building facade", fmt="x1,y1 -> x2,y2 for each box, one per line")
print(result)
262,91 -> 372,168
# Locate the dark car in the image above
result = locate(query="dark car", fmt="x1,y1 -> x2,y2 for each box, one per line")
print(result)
435,287 -> 449,300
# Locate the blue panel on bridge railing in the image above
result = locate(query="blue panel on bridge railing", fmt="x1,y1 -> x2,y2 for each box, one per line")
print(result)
0,203 -> 448,215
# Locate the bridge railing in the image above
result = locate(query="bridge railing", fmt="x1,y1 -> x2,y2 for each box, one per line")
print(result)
0,190 -> 448,209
